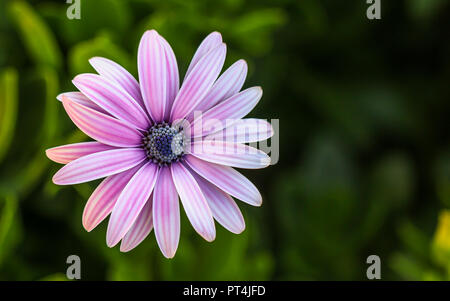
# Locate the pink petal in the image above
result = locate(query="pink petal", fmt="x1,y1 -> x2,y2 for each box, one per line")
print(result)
52,148 -> 146,185
138,30 -> 167,122
193,173 -> 245,234
153,166 -> 180,258
191,87 -> 262,137
206,118 -> 273,143
73,73 -> 150,130
159,35 -> 180,121
120,194 -> 154,252
170,162 -> 215,242
62,96 -> 143,147
89,57 -> 145,109
57,92 -> 108,114
190,59 -> 247,119
190,141 -> 271,169
46,142 -> 116,164
106,162 -> 158,247
184,155 -> 262,206
82,164 -> 142,232
184,32 -> 222,79
170,43 -> 226,121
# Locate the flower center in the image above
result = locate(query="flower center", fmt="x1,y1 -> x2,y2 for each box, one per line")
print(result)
142,122 -> 185,165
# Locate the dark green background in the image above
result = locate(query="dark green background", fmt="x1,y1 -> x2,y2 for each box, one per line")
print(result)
0,0 -> 449,280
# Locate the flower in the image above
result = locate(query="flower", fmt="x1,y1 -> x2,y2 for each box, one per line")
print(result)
46,30 -> 273,258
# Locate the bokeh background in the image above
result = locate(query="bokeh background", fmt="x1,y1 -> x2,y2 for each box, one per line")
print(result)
0,0 -> 449,280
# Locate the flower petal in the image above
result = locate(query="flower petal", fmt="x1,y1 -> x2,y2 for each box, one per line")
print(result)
106,162 -> 158,247
120,194 -> 154,252
159,35 -> 179,121
191,86 -> 262,137
73,73 -> 150,130
190,141 -> 271,169
193,172 -> 245,234
89,57 -> 144,109
52,148 -> 146,185
46,142 -> 116,164
153,166 -> 180,258
62,95 -> 143,147
170,43 -> 226,121
170,162 -> 215,241
138,30 -> 167,122
190,59 -> 247,119
184,155 -> 262,206
82,164 -> 142,232
57,92 -> 108,114
184,32 -> 222,79
206,118 -> 273,143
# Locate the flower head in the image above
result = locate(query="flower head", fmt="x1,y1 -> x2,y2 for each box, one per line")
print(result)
46,30 -> 273,258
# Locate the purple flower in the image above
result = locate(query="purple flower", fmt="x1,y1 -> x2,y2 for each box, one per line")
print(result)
46,30 -> 273,258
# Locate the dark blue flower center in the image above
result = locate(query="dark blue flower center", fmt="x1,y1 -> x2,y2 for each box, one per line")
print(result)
143,123 -> 185,165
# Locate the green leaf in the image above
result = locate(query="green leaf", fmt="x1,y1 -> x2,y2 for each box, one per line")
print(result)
8,0 -> 62,69
48,0 -> 131,46
108,256 -> 152,281
397,221 -> 430,260
68,34 -> 134,76
432,210 -> 450,270
39,273 -> 68,281
233,8 -> 287,36
0,68 -> 18,163
13,67 -> 58,198
0,67 -> 59,199
37,67 -> 59,143
0,194 -> 21,267
231,8 -> 287,56
390,252 -> 427,280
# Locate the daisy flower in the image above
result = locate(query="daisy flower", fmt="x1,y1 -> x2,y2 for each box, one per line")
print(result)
46,30 -> 273,258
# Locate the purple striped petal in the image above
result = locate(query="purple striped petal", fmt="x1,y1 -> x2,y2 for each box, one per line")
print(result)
52,148 -> 146,185
194,173 -> 245,234
190,59 -> 247,119
106,162 -> 158,247
170,44 -> 226,121
46,142 -> 116,164
62,96 -> 143,147
191,87 -> 262,137
57,92 -> 108,114
159,35 -> 179,121
190,141 -> 271,169
120,195 -> 154,252
184,155 -> 262,206
206,118 -> 273,143
73,73 -> 150,130
82,165 -> 141,232
153,166 -> 180,258
185,32 -> 222,79
89,57 -> 145,109
138,30 -> 167,122
170,162 -> 215,242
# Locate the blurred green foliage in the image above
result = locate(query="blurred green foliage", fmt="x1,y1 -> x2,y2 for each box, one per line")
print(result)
0,68 -> 18,162
0,0 -> 449,280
